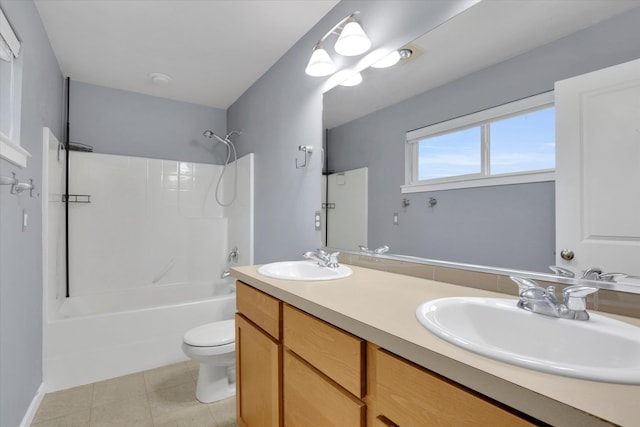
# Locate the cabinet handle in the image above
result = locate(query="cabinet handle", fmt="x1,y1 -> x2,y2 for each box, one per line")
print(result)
376,415 -> 400,427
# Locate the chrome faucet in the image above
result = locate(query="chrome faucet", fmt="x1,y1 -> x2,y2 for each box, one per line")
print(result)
358,245 -> 389,255
510,276 -> 598,321
303,249 -> 340,268
550,265 -> 626,282
581,267 -> 626,282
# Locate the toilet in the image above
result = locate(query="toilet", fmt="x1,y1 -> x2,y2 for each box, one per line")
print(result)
182,319 -> 236,403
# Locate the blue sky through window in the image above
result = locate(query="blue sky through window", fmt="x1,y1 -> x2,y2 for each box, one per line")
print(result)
418,127 -> 481,180
491,107 -> 555,174
417,107 -> 555,181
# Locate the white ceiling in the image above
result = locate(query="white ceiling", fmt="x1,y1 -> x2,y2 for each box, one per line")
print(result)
324,0 -> 640,129
34,0 -> 339,109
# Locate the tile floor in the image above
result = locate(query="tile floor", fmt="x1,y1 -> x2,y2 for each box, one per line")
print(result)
31,361 -> 238,427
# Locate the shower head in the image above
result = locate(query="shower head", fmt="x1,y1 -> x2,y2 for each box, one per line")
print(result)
203,130 -> 228,145
203,129 -> 241,144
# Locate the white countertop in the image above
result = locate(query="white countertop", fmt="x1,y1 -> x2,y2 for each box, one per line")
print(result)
231,264 -> 640,427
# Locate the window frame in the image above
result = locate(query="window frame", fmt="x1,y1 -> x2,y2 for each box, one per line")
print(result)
0,5 -> 29,167
403,91 -> 555,193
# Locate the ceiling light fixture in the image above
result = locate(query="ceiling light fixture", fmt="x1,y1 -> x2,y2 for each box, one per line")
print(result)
370,48 -> 413,69
305,11 -> 371,77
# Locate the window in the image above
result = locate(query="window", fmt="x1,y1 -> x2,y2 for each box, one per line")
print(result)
404,92 -> 555,193
0,5 -> 28,167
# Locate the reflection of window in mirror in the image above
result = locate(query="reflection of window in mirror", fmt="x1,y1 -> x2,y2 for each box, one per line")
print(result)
0,5 -> 28,167
404,92 -> 554,193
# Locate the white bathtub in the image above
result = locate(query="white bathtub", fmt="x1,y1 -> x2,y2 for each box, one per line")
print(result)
43,281 -> 236,392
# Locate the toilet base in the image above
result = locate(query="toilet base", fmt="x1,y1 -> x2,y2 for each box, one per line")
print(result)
195,363 -> 236,404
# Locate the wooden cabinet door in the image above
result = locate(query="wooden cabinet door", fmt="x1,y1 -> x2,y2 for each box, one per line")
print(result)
283,349 -> 365,427
236,313 -> 282,427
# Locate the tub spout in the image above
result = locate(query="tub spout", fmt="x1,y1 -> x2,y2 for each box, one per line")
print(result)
221,270 -> 231,279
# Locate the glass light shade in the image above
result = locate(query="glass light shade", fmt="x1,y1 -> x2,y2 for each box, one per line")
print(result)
339,72 -> 363,87
371,50 -> 401,68
305,47 -> 337,77
334,21 -> 371,56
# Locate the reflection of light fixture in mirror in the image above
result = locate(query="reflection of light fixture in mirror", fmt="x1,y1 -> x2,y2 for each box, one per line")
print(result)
305,12 -> 371,77
371,48 -> 413,69
339,72 -> 363,87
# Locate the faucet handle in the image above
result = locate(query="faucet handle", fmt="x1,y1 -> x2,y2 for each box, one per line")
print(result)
549,266 -> 575,278
562,285 -> 598,311
327,252 -> 340,268
374,245 -> 389,255
598,272 -> 627,282
509,276 -> 545,295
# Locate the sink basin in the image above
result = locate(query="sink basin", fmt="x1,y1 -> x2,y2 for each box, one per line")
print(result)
416,297 -> 640,383
257,261 -> 352,281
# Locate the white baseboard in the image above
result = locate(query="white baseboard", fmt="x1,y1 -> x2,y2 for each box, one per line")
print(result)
20,382 -> 45,427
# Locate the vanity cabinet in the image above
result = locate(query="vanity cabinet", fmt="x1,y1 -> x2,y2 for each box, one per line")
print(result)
283,349 -> 365,426
236,280 -> 539,427
236,282 -> 282,427
282,304 -> 366,426
369,346 -> 537,427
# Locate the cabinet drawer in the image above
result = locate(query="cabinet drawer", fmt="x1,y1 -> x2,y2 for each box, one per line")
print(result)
283,304 -> 365,398
236,281 -> 281,340
374,348 -> 537,427
283,349 -> 365,427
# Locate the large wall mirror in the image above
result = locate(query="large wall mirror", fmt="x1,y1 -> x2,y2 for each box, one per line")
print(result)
322,1 -> 640,287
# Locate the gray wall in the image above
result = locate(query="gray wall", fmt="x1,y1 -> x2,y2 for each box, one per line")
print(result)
327,7 -> 640,272
70,81 -> 227,164
228,0 -> 479,264
0,1 -> 64,426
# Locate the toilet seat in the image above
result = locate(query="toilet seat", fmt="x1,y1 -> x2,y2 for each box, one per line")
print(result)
183,319 -> 235,347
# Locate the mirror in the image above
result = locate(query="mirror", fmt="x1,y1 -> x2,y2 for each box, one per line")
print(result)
322,1 -> 640,285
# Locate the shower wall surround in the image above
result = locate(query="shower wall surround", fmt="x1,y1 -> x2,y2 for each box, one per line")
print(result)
68,151 -> 247,296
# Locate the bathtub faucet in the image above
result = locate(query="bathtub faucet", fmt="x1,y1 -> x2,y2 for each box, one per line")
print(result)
303,249 -> 340,268
227,247 -> 239,263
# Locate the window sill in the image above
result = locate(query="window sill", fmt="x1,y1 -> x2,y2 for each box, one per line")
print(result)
401,170 -> 555,193
0,133 -> 30,168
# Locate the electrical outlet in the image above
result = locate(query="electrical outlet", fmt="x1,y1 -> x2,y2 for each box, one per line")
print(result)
315,211 -> 321,230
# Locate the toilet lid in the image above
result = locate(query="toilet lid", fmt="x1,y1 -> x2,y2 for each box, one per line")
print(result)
183,319 -> 235,347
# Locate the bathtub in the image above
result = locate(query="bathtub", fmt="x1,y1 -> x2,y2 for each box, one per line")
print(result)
43,280 -> 236,392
